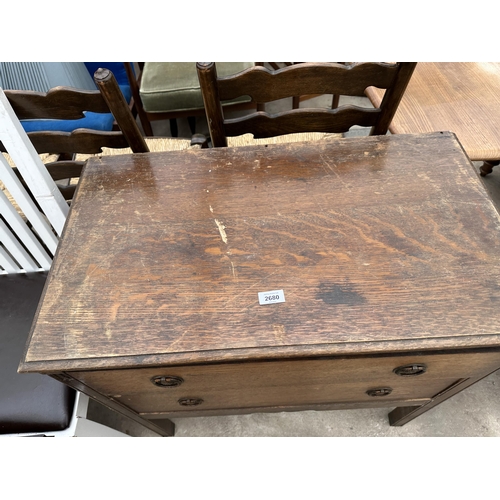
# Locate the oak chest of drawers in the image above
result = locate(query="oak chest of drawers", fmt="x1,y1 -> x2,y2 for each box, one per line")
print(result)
20,133 -> 500,436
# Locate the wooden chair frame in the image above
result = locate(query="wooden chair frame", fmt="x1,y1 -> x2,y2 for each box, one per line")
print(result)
196,62 -> 417,148
124,62 -> 257,137
2,68 -> 149,200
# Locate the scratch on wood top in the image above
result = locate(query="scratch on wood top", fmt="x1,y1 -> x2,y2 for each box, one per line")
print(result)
214,218 -> 228,244
273,324 -> 286,343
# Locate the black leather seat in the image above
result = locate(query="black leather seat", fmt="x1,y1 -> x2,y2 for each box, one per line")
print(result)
0,272 -> 75,435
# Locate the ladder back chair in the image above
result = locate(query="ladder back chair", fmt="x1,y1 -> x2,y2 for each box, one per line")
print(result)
196,62 -> 417,148
1,67 -> 149,201
126,62 -> 257,137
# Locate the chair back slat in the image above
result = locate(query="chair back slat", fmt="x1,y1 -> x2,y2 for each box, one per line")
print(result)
23,130 -> 131,155
217,63 -> 401,102
197,62 -> 417,147
225,106 -> 380,138
6,88 -> 110,120
44,161 -> 84,181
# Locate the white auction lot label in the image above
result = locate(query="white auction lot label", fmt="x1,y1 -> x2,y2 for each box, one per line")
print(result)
258,289 -> 285,305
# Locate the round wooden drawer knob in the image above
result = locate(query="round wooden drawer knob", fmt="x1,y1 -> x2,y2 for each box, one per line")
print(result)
178,397 -> 204,407
393,364 -> 427,376
366,387 -> 392,397
151,375 -> 184,387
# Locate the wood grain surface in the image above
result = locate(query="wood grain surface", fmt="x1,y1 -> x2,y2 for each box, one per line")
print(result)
365,62 -> 500,161
20,132 -> 500,372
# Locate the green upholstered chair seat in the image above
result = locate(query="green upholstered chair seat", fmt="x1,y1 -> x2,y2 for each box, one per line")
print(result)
140,62 -> 254,113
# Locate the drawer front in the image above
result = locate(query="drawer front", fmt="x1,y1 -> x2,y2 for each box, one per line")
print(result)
72,351 -> 500,415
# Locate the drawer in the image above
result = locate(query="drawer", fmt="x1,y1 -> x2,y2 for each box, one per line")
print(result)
72,351 -> 500,415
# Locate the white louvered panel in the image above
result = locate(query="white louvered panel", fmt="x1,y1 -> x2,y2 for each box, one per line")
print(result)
0,244 -> 21,273
0,189 -> 52,269
0,153 -> 59,255
0,218 -> 40,272
0,90 -> 69,238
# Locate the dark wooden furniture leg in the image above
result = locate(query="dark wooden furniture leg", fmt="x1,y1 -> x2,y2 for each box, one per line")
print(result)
53,373 -> 176,436
169,119 -> 178,137
187,116 -> 196,134
389,372 -> 497,426
479,160 -> 500,176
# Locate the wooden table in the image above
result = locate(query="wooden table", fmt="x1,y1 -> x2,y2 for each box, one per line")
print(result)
365,62 -> 500,175
20,132 -> 500,437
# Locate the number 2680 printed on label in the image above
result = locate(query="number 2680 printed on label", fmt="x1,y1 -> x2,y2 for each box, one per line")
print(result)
258,290 -> 285,305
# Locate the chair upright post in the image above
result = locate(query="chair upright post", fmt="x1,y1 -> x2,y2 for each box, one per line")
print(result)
369,62 -> 417,136
123,62 -> 154,137
197,62 -> 228,148
94,68 -> 149,153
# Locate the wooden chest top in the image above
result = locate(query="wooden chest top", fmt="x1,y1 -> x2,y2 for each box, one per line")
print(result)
20,132 -> 500,372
